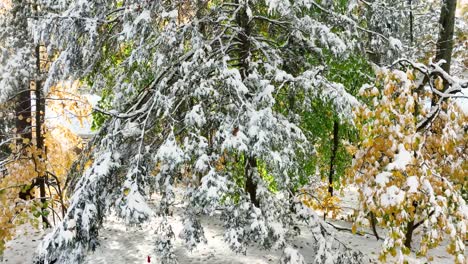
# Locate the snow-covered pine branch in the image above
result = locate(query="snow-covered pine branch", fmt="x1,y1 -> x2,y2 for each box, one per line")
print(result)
31,0 -> 374,263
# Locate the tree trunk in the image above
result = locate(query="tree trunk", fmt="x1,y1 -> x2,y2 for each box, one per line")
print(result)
404,220 -> 415,249
16,87 -> 33,200
235,0 -> 258,207
435,0 -> 457,74
328,120 -> 339,197
35,44 -> 50,228
235,1 -> 251,80
13,0 -> 34,201
366,0 -> 382,65
370,212 -> 380,240
428,0 -> 457,109
245,155 -> 259,207
404,1 -> 457,248
408,0 -> 413,45
15,89 -> 32,143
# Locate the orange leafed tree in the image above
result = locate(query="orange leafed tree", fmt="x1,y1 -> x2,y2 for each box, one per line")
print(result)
0,81 -> 91,254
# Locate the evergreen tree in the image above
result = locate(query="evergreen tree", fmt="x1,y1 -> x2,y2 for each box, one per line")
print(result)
32,0 -> 374,263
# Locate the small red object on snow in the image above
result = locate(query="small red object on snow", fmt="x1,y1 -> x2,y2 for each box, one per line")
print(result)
147,256 -> 151,263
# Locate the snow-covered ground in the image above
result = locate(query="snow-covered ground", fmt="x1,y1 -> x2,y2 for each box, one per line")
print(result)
1,187 -> 464,264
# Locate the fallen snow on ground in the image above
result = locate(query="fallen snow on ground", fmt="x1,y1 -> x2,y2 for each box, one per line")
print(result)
1,187 -> 465,264
1,225 -> 47,264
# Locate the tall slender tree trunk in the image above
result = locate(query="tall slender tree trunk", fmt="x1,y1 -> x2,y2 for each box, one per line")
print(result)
408,0 -> 413,45
15,90 -> 32,142
12,0 -> 34,202
435,0 -> 457,74
328,120 -> 339,197
235,0 -> 258,207
403,201 -> 419,248
34,44 -> 49,228
366,0 -> 382,65
16,88 -> 33,201
370,212 -> 380,240
29,0 -> 50,228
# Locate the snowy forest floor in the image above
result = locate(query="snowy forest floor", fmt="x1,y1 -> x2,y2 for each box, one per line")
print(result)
1,187 -> 465,264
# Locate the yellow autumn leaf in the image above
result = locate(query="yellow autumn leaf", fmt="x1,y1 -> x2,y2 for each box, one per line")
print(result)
406,69 -> 415,81
450,112 -> 456,121
434,77 -> 444,91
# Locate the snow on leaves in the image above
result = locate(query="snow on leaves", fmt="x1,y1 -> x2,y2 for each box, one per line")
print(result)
281,247 -> 306,264
349,66 -> 468,263
28,0 -> 369,263
0,1 -> 35,103
35,123 -> 122,264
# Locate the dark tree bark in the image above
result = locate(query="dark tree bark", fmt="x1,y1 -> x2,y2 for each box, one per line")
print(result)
328,120 -> 339,197
366,0 -> 382,65
16,88 -> 33,201
235,2 -> 251,80
435,0 -> 457,73
235,0 -> 259,207
12,0 -> 34,202
245,156 -> 259,207
15,89 -> 32,142
35,44 -> 49,228
370,212 -> 380,240
403,201 -> 420,249
404,220 -> 415,248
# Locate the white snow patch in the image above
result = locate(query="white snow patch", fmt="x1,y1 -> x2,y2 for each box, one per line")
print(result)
121,122 -> 142,138
406,176 -> 419,193
387,144 -> 412,170
380,185 -> 405,207
375,171 -> 392,187
389,37 -> 403,51
134,10 -> 151,24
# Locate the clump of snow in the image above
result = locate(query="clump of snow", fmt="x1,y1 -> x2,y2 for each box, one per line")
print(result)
117,179 -> 153,224
161,10 -> 178,19
185,104 -> 206,128
380,185 -> 405,207
406,176 -> 419,193
155,132 -> 185,169
134,10 -> 151,25
281,247 -> 306,264
358,84 -> 373,96
387,144 -> 412,170
375,172 -> 392,187
389,37 -> 403,51
121,122 -> 142,138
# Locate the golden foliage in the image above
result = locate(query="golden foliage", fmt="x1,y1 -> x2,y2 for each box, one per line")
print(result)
0,81 -> 89,254
47,81 -> 93,127
301,182 -> 342,220
348,69 -> 468,263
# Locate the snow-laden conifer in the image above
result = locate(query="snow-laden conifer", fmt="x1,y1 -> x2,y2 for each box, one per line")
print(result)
32,0 -> 370,263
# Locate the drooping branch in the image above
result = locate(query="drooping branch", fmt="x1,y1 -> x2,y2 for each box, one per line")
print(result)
391,58 -> 467,131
